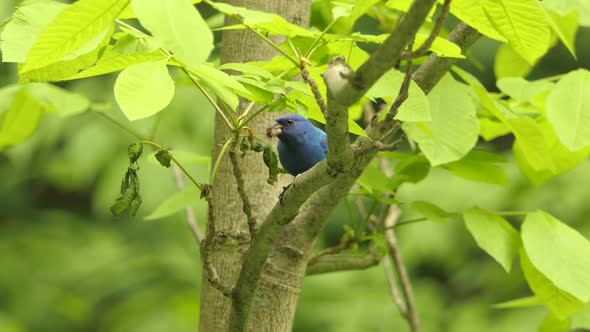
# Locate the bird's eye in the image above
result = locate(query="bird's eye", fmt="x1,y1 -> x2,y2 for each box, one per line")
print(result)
287,119 -> 294,125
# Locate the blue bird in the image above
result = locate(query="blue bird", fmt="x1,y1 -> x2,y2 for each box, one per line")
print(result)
266,114 -> 327,176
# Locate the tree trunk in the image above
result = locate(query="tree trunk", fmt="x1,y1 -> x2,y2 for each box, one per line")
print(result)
198,1 -> 311,331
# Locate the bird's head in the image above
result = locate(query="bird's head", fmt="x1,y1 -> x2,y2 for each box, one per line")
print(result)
266,114 -> 311,140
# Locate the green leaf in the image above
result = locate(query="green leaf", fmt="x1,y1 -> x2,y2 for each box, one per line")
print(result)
334,0 -> 381,34
128,142 -> 143,163
411,200 -> 448,224
385,0 -> 436,20
132,0 -> 213,68
539,311 -> 571,332
111,31 -> 161,54
497,78 -> 554,103
543,8 -> 579,59
154,149 -> 172,167
66,46 -> 167,80
343,32 -> 464,58
114,60 -> 175,121
219,62 -> 273,79
192,63 -> 252,103
520,249 -> 584,320
441,150 -> 509,185
111,167 -> 141,216
402,74 -> 479,166
263,145 -> 279,185
144,187 -> 202,220
208,1 -> 313,38
366,69 -> 430,122
546,69 -> 590,151
389,154 -> 431,188
17,22 -> 113,83
542,0 -> 590,27
454,67 -> 555,173
513,119 -> 590,184
118,0 -> 202,19
573,303 -> 590,330
448,0 -> 506,41
0,0 -> 66,63
494,44 -> 532,79
463,207 -> 520,272
522,211 -> 590,303
482,0 -> 551,65
0,89 -> 43,150
479,117 -> 511,141
492,296 -> 543,309
23,0 -> 129,71
26,83 -> 90,116
357,161 -> 393,195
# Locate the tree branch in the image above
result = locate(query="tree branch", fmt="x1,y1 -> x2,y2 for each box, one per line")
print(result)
401,0 -> 452,59
383,255 -> 408,316
201,194 -> 233,297
300,67 -> 328,119
412,23 -> 481,93
305,252 -> 381,275
384,205 -> 421,332
172,165 -> 204,245
227,3 -> 462,330
307,237 -> 355,265
229,134 -> 258,237
381,37 -> 415,136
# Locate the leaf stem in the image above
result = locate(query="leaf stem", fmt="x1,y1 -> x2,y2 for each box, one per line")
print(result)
179,66 -> 235,130
170,155 -> 203,189
209,137 -> 234,185
239,103 -> 270,128
96,111 -> 146,140
304,18 -> 339,59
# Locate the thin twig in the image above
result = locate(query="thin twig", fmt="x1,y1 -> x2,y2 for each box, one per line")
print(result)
383,38 -> 416,127
401,0 -> 452,59
180,67 -> 235,130
308,237 -> 355,265
305,252 -> 381,275
384,205 -> 421,332
383,255 -> 408,316
172,165 -> 204,245
96,112 -> 147,140
301,68 -> 328,119
228,133 -> 258,237
201,194 -> 233,297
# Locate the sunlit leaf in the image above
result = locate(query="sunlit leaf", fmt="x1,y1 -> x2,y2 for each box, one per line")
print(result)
522,211 -> 590,303
133,0 -> 213,68
546,69 -> 590,151
114,60 -> 175,121
482,0 -> 551,65
0,0 -> 66,63
0,89 -> 43,150
463,207 -> 520,272
402,74 -> 478,166
520,249 -> 584,320
23,0 -> 129,71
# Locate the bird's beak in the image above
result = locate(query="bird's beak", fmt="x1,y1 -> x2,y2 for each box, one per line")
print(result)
266,122 -> 283,137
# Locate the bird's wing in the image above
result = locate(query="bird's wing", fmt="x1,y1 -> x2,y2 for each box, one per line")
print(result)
319,130 -> 328,155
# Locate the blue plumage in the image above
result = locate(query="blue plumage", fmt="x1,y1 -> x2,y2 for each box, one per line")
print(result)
266,114 -> 327,176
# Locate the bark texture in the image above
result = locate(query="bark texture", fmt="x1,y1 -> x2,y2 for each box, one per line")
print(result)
198,1 -> 311,331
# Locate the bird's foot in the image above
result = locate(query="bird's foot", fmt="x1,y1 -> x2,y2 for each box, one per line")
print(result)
279,175 -> 300,206
279,183 -> 292,206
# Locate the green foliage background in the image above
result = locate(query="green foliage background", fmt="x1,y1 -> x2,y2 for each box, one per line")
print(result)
1,0 -> 590,331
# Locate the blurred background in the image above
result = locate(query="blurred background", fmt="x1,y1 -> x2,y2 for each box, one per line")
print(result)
1,1 -> 590,331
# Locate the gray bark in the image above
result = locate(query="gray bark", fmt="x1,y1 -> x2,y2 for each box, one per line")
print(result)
198,1 -> 311,331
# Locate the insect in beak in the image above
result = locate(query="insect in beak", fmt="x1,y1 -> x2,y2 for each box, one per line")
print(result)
266,122 -> 283,137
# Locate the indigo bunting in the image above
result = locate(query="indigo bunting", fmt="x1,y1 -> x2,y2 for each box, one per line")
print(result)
266,114 -> 327,176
